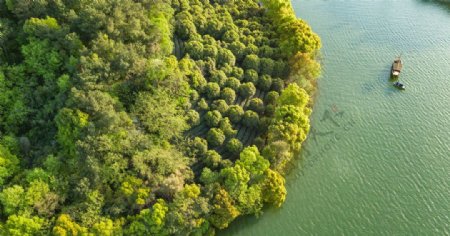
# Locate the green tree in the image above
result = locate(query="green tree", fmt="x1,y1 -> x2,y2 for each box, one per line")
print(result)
190,137 -> 208,157
271,77 -> 285,92
224,77 -> 241,90
248,98 -> 264,114
262,141 -> 292,172
242,54 -> 260,72
218,48 -> 236,67
236,146 -> 270,177
133,91 -> 188,139
198,98 -> 209,111
221,87 -> 236,104
219,117 -> 237,137
185,40 -> 204,60
242,110 -> 260,128
55,108 -> 89,157
1,214 -> 45,236
204,82 -> 221,100
278,83 -> 309,108
209,188 -> 240,229
0,144 -> 19,186
260,58 -> 275,76
226,138 -> 243,155
258,74 -> 273,91
125,199 -> 169,235
211,100 -> 229,114
204,150 -> 222,169
187,110 -> 200,126
262,169 -> 287,207
23,16 -> 61,39
21,39 -> 62,81
53,214 -> 88,236
227,105 -> 244,123
207,128 -> 226,147
265,91 -> 279,105
220,165 -> 250,198
205,110 -> 223,128
244,69 -> 258,83
239,82 -> 256,98
199,168 -> 219,185
0,185 -> 26,215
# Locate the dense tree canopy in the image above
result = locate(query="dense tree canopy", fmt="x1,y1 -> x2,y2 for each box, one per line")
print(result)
0,0 -> 320,234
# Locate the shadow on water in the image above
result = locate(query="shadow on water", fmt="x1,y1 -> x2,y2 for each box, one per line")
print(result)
420,0 -> 450,13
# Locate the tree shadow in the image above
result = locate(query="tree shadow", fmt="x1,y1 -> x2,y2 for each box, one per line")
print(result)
420,0 -> 450,14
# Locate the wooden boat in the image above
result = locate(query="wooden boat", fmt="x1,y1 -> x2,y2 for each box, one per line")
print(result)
391,57 -> 402,77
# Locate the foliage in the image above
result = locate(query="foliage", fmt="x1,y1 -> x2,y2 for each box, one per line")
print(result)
262,169 -> 287,207
227,105 -> 245,123
207,128 -> 226,147
205,110 -> 223,128
0,144 -> 19,186
248,98 -> 265,114
133,90 -> 188,140
258,74 -> 273,91
242,110 -> 260,128
239,82 -> 256,98
209,189 -> 240,229
204,82 -> 221,100
0,0 -> 320,233
221,87 -> 236,104
226,138 -> 244,155
211,100 -> 229,114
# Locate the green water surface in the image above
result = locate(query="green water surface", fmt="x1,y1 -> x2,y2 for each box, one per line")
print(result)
223,0 -> 450,235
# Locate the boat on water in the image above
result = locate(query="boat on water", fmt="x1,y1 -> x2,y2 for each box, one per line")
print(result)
393,81 -> 405,90
391,57 -> 402,77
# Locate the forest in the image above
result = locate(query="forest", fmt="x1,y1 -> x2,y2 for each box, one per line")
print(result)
0,0 -> 320,235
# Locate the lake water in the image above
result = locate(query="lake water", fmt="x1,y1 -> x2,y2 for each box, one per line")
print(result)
223,0 -> 450,235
